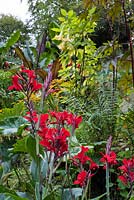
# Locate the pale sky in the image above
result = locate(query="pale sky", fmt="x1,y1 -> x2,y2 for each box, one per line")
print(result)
0,0 -> 30,22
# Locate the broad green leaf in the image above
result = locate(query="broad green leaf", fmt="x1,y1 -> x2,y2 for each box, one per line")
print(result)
58,17 -> 65,22
61,9 -> 67,16
0,117 -> 27,135
30,158 -> 48,182
13,137 -> 28,153
14,134 -> 43,162
68,10 -> 74,17
51,28 -> 61,32
30,160 -> 39,181
0,30 -> 20,53
0,102 -> 25,121
27,135 -> 43,161
17,124 -> 28,136
25,135 -> 38,161
5,30 -> 20,49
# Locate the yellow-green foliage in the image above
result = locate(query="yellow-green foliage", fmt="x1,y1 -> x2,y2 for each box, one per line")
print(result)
0,101 -> 25,121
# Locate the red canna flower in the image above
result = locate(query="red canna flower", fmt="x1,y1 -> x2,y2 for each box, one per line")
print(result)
22,69 -> 36,79
24,112 -> 49,131
39,113 -> 49,128
8,67 -> 42,93
24,111 -> 38,123
118,158 -> 134,185
39,127 -> 70,158
89,160 -> 99,171
72,146 -> 90,166
100,151 -> 117,166
118,175 -> 128,185
50,110 -> 70,125
8,75 -> 23,91
67,113 -> 82,129
74,170 -> 87,187
30,79 -> 42,92
49,111 -> 82,129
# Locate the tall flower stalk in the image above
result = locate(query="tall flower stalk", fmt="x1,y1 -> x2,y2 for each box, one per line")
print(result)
72,146 -> 99,199
106,136 -> 112,200
8,65 -> 53,200
100,135 -> 117,200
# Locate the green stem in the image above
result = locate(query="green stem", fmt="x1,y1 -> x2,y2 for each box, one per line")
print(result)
48,156 -> 54,184
53,158 -> 62,174
81,178 -> 90,200
106,162 -> 110,200
44,153 -> 55,196
34,79 -> 47,200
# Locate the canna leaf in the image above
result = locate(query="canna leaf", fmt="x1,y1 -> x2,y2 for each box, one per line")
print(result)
15,46 -> 33,69
5,30 -> 20,49
0,30 -> 20,53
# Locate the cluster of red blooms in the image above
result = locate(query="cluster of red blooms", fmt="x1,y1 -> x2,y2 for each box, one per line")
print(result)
118,158 -> 134,186
73,148 -> 118,187
100,151 -> 117,168
8,67 -> 134,190
72,146 -> 99,187
25,110 -> 82,159
8,65 -> 42,93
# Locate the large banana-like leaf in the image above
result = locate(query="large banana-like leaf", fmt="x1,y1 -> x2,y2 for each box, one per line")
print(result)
14,46 -> 33,69
0,117 -> 27,135
0,30 -> 20,54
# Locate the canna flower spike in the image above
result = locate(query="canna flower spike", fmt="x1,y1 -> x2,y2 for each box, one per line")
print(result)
8,65 -> 42,94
